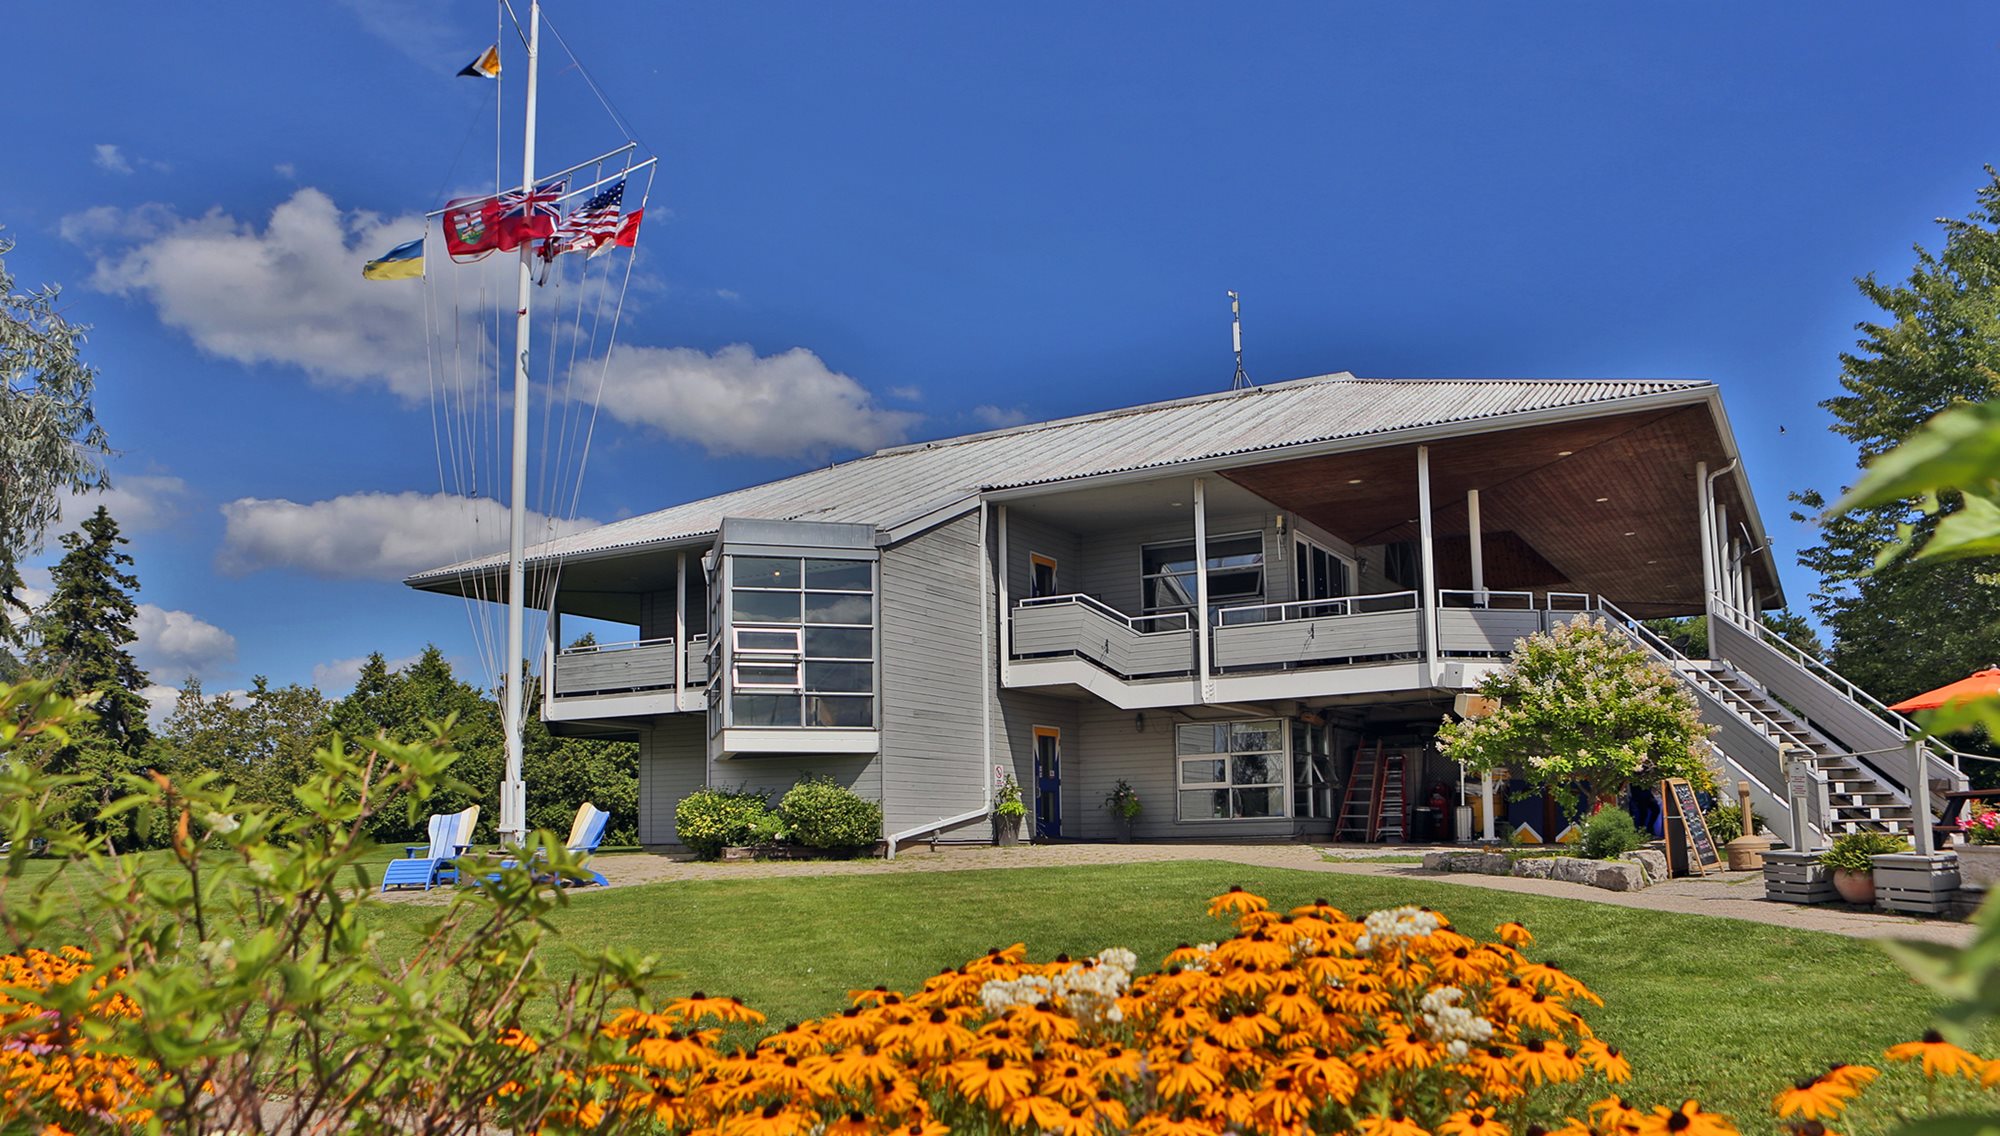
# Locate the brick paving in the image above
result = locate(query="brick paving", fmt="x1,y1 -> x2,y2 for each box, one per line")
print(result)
402,842 -> 1975,946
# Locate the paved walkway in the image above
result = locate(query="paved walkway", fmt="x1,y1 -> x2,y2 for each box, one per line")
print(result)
396,842 -> 1977,946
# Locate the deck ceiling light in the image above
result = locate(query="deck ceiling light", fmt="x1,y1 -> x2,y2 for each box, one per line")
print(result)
1347,478 -> 1364,485
1623,531 -> 1637,537
1595,496 -> 1610,503
1557,450 -> 1574,457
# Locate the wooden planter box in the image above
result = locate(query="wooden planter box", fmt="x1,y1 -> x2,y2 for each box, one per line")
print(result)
1872,851 -> 1961,916
1763,850 -> 1836,904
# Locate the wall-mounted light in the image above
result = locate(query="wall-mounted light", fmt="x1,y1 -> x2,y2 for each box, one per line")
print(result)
1274,514 -> 1287,534
1134,712 -> 1146,732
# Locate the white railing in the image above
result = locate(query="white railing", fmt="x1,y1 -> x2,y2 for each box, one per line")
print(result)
1015,593 -> 1192,634
1711,599 -> 1972,774
1213,590 -> 1418,626
1436,589 -> 1536,610
559,636 -> 674,655
1598,599 -> 1827,758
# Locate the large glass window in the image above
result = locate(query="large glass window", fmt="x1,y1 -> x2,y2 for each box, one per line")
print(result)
1176,720 -> 1286,820
1292,720 -> 1335,818
727,553 -> 876,729
1142,534 -> 1265,614
1294,537 -> 1352,615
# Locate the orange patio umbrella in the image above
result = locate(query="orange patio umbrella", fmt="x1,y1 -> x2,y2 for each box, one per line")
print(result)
1888,667 -> 2000,712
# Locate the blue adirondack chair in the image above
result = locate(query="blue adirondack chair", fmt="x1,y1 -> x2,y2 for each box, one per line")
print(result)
495,803 -> 613,887
380,805 -> 479,892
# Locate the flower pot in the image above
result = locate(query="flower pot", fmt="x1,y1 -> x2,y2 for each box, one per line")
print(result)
1956,843 -> 2000,891
1831,867 -> 1876,905
994,813 -> 1022,847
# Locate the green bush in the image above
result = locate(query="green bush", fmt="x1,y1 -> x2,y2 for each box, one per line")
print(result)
675,787 -> 779,859
1820,830 -> 1909,873
1579,807 -> 1647,861
779,777 -> 882,852
1702,803 -> 1767,845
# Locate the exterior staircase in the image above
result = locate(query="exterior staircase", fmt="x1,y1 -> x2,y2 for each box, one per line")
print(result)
1598,599 -> 1967,847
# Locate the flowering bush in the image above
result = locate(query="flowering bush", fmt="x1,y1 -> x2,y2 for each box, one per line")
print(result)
1437,616 -> 1716,811
1963,806 -> 2000,846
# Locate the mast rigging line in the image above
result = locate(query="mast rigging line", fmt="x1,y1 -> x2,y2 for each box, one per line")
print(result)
422,143 -> 641,218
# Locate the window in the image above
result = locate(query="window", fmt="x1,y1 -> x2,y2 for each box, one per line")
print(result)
1382,541 -> 1420,590
1142,534 -> 1265,614
1293,537 -> 1352,614
1291,720 -> 1335,818
1176,720 -> 1286,820
1029,553 -> 1059,599
727,554 -> 875,729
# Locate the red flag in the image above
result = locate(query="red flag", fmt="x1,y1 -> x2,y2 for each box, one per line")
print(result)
442,197 -> 501,259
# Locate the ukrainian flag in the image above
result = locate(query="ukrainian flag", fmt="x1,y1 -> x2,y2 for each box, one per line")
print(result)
363,238 -> 425,281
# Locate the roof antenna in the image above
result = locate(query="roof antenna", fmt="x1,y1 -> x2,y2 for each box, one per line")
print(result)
1228,290 -> 1253,390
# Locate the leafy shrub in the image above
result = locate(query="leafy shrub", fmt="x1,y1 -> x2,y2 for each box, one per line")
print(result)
1579,807 -> 1647,860
1820,830 -> 1910,872
994,773 -> 1026,818
1702,803 -> 1767,845
778,777 -> 882,851
674,786 -> 779,859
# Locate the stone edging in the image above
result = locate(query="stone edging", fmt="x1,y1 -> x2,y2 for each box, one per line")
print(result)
1420,849 -> 1668,892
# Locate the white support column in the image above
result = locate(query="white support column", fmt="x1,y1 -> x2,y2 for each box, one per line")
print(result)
1417,446 -> 1439,685
1716,504 -> 1732,616
1466,488 -> 1485,603
674,551 -> 688,713
1911,741 -> 1935,855
996,504 -> 1012,686
1194,478 -> 1213,703
1696,461 -> 1716,637
1480,770 -> 1496,842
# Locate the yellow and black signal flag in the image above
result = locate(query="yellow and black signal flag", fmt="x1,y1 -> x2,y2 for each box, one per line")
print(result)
458,44 -> 501,79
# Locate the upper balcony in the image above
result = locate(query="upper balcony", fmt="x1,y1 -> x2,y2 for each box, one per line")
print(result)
544,635 -> 709,723
1006,589 -> 1591,708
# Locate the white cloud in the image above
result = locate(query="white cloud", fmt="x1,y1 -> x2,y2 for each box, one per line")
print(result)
888,386 -> 922,402
132,604 -> 237,679
94,144 -> 134,175
335,0 -> 459,68
971,404 -> 1029,429
593,343 -> 919,459
274,162 -> 297,180
311,652 -> 422,694
74,189 -> 437,399
56,474 -> 189,531
217,491 -> 599,580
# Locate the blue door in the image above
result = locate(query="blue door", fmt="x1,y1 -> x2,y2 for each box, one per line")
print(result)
1033,727 -> 1062,839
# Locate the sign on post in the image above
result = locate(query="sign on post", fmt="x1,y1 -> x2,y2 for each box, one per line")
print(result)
1661,777 -> 1723,877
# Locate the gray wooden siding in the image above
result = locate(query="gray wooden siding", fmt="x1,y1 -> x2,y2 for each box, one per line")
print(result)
1005,513 -> 1083,602
552,641 -> 677,695
1437,609 -> 1543,655
1213,609 -> 1421,668
879,513 -> 991,837
992,690 -> 1080,837
705,754 -> 883,809
1064,703 -> 1297,841
1011,602 -> 1195,676
637,715 -> 706,847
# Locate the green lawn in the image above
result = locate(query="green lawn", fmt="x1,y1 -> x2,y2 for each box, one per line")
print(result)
367,859 -> 1988,1132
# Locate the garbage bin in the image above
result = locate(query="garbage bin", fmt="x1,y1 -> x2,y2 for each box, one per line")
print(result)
1454,806 -> 1474,843
1409,806 -> 1441,843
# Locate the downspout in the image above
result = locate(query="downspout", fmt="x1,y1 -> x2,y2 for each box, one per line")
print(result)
1700,460 -> 1738,636
886,502 -> 996,859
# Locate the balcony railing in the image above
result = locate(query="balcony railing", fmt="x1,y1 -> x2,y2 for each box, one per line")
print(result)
1011,590 -> 1593,682
550,636 -> 709,699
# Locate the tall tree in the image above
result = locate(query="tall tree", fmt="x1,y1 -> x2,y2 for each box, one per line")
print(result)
1,233 -> 112,639
327,646 -> 505,842
1792,169 -> 2000,700
24,506 -> 152,839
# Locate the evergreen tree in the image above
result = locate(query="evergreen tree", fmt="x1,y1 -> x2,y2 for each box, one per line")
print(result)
24,506 -> 153,839
1793,169 -> 2000,698
327,646 -> 504,842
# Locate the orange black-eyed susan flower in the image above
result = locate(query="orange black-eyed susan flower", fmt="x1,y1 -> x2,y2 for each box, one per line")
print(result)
1441,1106 -> 1507,1136
1886,1031 -> 1986,1080
1635,1100 -> 1740,1136
1772,1072 -> 1856,1120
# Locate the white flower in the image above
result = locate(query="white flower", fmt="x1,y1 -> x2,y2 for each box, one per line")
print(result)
203,812 -> 240,835
195,938 -> 236,969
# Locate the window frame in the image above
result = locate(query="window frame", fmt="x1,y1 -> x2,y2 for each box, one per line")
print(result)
1173,718 -> 1290,822
1140,531 -> 1267,616
1029,552 -> 1059,599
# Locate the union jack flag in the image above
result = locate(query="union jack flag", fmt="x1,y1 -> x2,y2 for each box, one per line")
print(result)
544,180 -> 626,259
491,178 -> 567,252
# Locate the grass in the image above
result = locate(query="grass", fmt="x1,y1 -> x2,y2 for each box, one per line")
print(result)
363,859 -> 1986,1130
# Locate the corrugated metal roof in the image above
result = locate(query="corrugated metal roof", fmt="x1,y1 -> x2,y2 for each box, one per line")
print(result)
406,373 -> 1712,584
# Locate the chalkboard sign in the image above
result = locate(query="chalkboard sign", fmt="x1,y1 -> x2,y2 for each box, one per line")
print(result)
1661,777 -> 1723,877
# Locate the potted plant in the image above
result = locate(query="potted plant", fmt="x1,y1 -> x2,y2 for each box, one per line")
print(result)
1819,831 -> 1910,905
1956,807 -> 2000,890
1103,780 -> 1143,842
993,774 -> 1026,846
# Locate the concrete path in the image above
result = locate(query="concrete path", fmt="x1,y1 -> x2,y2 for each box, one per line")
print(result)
402,842 -> 1977,947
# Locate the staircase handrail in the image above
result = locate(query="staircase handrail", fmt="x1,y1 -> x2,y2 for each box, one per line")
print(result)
1595,599 -> 1827,759
1710,599 -> 1971,774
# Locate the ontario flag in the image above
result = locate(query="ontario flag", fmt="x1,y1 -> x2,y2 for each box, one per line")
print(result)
441,179 -> 568,260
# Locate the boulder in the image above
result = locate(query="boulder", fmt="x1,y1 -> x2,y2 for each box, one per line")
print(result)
1589,860 -> 1647,892
1512,857 -> 1555,879
1422,851 -> 1510,875
1621,849 -> 1668,884
1550,858 -> 1600,886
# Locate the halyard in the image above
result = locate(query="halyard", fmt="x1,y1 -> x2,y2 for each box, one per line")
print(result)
367,859 -> 1992,1133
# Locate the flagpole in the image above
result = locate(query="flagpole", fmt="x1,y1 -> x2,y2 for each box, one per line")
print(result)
500,0 -> 540,848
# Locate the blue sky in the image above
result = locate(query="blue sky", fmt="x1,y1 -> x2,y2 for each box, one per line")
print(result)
6,1 -> 1998,709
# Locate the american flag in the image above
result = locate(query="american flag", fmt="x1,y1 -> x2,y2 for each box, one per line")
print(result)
546,180 -> 626,258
